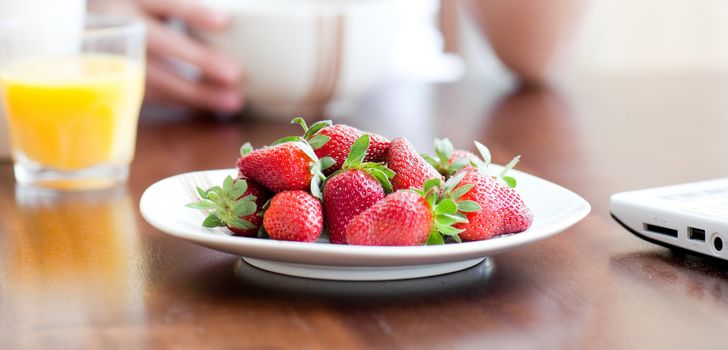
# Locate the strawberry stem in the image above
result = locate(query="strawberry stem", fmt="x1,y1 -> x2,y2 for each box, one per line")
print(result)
291,117 -> 309,133
425,138 -> 478,177
472,141 -> 519,188
410,175 -> 481,245
303,120 -> 332,140
342,134 -> 369,169
474,141 -> 492,165
186,175 -> 258,230
291,117 -> 333,146
339,134 -> 395,193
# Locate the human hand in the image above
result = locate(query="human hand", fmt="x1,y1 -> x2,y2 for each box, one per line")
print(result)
91,0 -> 244,112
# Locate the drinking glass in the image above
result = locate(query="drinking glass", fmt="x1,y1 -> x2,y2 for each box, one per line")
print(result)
0,16 -> 145,190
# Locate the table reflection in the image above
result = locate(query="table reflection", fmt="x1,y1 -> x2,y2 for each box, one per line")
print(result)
611,250 -> 728,306
4,187 -> 145,345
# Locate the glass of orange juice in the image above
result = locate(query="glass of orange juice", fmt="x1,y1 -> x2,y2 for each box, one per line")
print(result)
0,16 -> 145,190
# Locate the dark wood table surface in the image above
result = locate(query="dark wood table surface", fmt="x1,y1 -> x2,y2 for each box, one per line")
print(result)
3,75 -> 728,349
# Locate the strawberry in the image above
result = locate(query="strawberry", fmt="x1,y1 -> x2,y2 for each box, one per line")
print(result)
291,118 -> 390,173
186,175 -> 263,236
262,190 -> 324,242
387,137 -> 442,191
422,138 -> 484,177
445,141 -> 532,241
323,134 -> 394,244
346,176 -> 481,246
345,191 -> 432,246
452,168 -> 532,240
236,141 -> 334,197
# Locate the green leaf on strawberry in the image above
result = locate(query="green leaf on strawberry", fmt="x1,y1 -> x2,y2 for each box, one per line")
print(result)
435,197 -> 458,215
436,213 -> 468,225
435,223 -> 465,236
186,175 -> 258,231
448,157 -> 470,174
306,121 -> 333,137
309,154 -> 335,199
502,176 -> 517,188
291,117 -> 334,150
427,230 -> 445,245
471,141 -> 520,188
332,134 -> 396,194
319,156 -> 336,171
434,138 -> 454,163
422,138 -> 480,177
202,214 -> 224,228
186,201 -> 217,210
474,141 -> 491,165
456,200 -> 481,213
366,166 -> 394,193
240,142 -> 254,156
406,174 -> 481,245
271,136 -> 301,146
308,134 -> 331,149
342,134 -> 369,168
423,178 -> 441,195
497,155 -> 520,188
422,154 -> 439,169
450,183 -> 474,200
441,171 -> 471,199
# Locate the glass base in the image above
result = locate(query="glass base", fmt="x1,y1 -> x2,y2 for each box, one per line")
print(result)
14,160 -> 129,191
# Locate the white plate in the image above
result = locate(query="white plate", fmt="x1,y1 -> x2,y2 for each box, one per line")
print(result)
140,168 -> 591,281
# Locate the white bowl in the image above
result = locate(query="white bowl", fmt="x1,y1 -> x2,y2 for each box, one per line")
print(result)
140,167 -> 591,281
197,0 -> 401,118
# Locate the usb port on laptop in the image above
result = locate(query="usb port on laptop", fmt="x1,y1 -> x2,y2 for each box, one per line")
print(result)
644,223 -> 678,238
688,227 -> 706,242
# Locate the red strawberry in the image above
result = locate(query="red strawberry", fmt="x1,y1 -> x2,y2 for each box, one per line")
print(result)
387,137 -> 442,190
262,190 -> 323,242
237,141 -> 332,195
323,135 -> 394,244
291,118 -> 390,174
345,191 -> 433,246
346,176 -> 480,246
422,138 -> 483,177
186,175 -> 263,236
452,168 -> 532,241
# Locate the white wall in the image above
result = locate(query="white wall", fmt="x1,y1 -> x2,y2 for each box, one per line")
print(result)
574,0 -> 728,74
453,0 -> 728,79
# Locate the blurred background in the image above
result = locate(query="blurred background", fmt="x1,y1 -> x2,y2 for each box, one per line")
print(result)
575,0 -> 728,75
1,0 -> 727,113
3,0 -> 728,160
449,0 -> 728,81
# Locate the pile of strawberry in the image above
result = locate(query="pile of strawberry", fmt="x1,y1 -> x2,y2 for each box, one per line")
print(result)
187,118 -> 533,246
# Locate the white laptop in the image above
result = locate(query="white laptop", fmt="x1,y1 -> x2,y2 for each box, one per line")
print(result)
610,178 -> 728,261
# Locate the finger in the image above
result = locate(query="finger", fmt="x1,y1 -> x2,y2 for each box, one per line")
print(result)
146,19 -> 242,87
140,0 -> 230,31
145,59 -> 244,113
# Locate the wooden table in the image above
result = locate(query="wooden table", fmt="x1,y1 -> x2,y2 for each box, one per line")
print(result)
3,75 -> 728,349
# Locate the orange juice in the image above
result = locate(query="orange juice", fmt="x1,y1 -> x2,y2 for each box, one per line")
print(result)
0,54 -> 144,170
